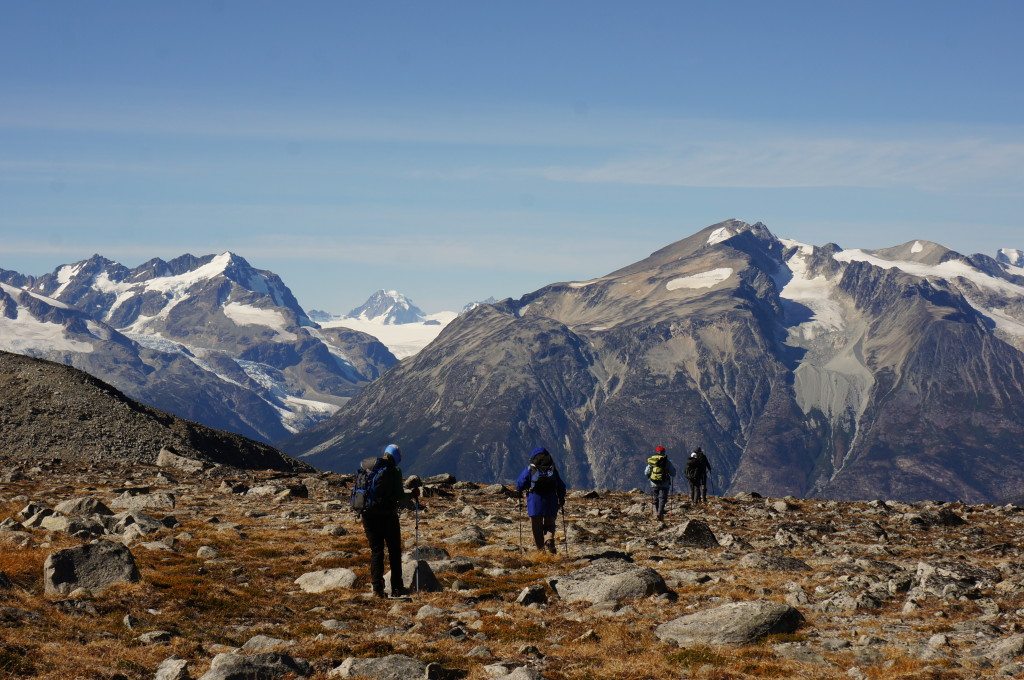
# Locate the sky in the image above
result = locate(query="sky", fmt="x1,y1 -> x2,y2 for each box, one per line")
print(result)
1,1 -> 1022,313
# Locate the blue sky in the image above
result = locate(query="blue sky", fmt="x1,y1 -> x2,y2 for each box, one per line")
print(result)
2,1 -> 1022,312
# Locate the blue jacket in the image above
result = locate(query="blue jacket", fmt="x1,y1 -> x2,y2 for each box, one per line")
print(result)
516,464 -> 567,517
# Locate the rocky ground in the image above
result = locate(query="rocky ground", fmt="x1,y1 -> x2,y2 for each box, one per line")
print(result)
2,454 -> 1024,680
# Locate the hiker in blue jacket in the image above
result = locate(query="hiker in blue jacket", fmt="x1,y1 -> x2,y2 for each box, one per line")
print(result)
515,447 -> 567,553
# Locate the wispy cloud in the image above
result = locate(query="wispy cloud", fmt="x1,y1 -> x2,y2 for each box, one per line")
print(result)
538,136 -> 1024,193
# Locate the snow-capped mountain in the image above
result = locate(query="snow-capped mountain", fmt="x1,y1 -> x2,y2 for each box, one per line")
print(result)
998,248 -> 1024,269
1,253 -> 398,441
462,297 -> 498,313
287,220 -> 1024,503
346,289 -> 426,325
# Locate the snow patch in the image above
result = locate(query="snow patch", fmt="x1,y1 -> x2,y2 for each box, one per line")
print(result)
223,303 -> 296,341
666,268 -> 734,290
911,241 -> 924,254
0,308 -> 94,354
0,282 -> 73,310
568,279 -> 601,289
707,227 -> 734,245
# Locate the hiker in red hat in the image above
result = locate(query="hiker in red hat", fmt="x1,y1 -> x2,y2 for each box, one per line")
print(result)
644,445 -> 676,522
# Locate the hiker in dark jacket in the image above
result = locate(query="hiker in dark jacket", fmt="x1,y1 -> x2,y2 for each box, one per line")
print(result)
644,445 -> 677,521
684,447 -> 712,504
515,447 -> 567,553
360,444 -> 419,598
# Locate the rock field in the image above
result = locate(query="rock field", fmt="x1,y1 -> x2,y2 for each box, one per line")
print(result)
2,453 -> 1024,679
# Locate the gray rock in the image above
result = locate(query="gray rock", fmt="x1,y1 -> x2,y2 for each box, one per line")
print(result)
43,541 -> 141,595
198,652 -> 311,680
550,559 -> 666,604
196,546 -> 219,560
974,635 -> 1024,665
385,560 -> 441,594
54,496 -> 113,517
668,519 -> 718,548
240,635 -> 294,652
110,492 -> 176,512
329,654 -> 428,679
155,657 -> 190,680
517,584 -> 548,606
156,447 -> 205,473
294,568 -> 357,593
138,630 -> 173,644
655,601 -> 803,646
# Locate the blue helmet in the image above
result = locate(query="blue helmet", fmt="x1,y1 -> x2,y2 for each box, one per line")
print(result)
383,444 -> 402,464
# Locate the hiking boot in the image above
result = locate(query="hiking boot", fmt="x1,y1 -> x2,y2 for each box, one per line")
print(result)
545,539 -> 557,554
372,589 -> 386,599
391,585 -> 410,598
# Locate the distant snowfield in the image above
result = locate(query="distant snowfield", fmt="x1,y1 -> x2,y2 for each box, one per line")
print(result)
323,311 -> 458,359
666,268 -> 734,290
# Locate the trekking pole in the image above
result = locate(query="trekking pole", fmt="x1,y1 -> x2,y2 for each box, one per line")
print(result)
414,499 -> 420,594
517,494 -> 524,553
561,504 -> 570,557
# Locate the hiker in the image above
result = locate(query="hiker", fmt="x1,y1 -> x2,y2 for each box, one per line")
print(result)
515,446 -> 567,554
644,445 -> 676,521
351,443 -> 420,598
685,446 -> 712,504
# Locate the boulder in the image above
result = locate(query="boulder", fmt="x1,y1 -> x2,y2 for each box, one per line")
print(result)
423,473 -> 457,486
385,560 -> 441,594
156,447 -> 205,474
43,541 -> 141,595
329,654 -> 428,679
549,559 -> 666,604
517,585 -> 548,606
240,635 -> 294,652
668,520 -> 718,548
294,568 -> 357,593
110,492 -> 176,512
655,601 -> 803,646
155,657 -> 191,680
53,496 -> 113,517
198,653 -> 311,680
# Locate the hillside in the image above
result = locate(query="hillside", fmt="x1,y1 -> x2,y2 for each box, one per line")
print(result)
0,351 -> 310,471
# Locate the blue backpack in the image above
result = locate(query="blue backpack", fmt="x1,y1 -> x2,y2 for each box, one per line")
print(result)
351,457 -> 388,513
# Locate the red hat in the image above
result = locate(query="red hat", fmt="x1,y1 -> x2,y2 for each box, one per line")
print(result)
654,445 -> 666,453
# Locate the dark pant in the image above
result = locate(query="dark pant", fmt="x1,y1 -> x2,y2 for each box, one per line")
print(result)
690,478 -> 708,503
362,512 -> 403,593
530,514 -> 557,551
652,485 -> 669,518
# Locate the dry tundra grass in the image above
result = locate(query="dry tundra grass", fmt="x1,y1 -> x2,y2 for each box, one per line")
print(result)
0,464 -> 1019,679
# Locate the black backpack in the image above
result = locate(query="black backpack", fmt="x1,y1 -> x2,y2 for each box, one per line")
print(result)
528,451 -> 557,495
351,457 -> 388,513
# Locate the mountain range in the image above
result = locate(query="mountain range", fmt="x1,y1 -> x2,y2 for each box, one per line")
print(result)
0,252 -> 397,442
285,220 -> 1024,503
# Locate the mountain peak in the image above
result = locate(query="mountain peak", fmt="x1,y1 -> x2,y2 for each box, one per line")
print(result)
998,248 -> 1024,268
346,289 -> 425,325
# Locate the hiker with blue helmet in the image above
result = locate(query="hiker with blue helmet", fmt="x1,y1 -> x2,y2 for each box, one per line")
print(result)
515,446 -> 567,553
352,443 -> 419,598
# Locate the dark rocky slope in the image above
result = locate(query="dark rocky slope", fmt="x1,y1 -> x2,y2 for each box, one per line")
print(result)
0,351 -> 310,471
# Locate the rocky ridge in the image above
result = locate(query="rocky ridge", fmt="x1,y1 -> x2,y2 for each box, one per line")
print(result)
3,457 -> 1024,679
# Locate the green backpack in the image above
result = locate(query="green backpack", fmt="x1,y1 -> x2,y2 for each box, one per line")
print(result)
647,454 -> 669,483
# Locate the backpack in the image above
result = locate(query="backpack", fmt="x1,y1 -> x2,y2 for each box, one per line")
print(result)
647,454 -> 668,483
528,451 -> 557,495
351,457 -> 388,513
685,459 -> 701,483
